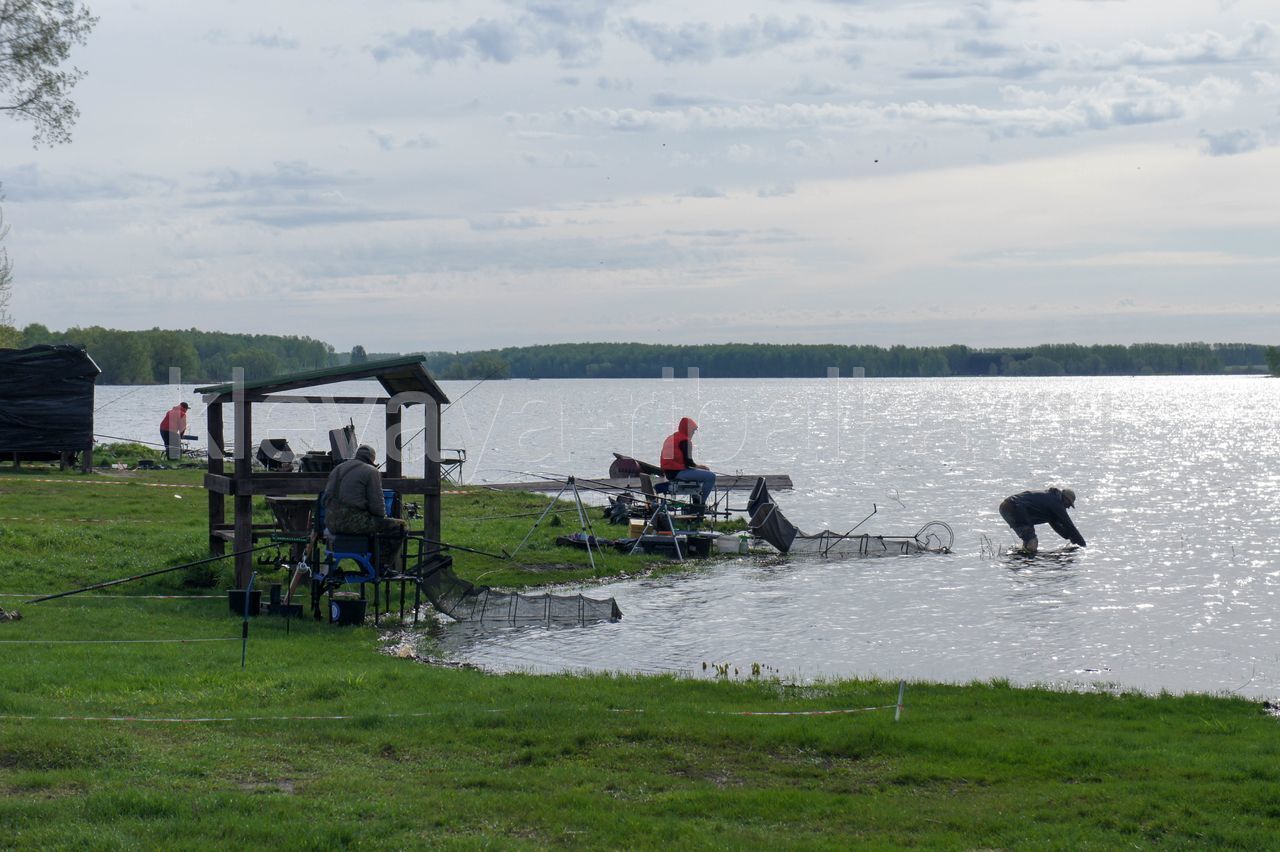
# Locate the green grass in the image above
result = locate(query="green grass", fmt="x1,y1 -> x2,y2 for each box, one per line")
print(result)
2,458 -> 1279,848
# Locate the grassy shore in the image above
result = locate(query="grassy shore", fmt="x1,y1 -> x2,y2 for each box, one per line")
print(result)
1,458 -> 1278,848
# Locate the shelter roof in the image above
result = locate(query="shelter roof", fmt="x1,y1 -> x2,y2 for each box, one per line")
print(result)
195,355 -> 449,404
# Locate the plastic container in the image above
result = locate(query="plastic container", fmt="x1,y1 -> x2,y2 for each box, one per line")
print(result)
228,588 -> 261,616
713,534 -> 748,555
329,596 -> 368,626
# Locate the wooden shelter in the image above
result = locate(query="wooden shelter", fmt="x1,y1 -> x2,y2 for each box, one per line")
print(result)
195,356 -> 449,589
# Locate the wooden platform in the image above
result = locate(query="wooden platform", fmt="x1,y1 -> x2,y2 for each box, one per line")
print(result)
471,474 -> 792,493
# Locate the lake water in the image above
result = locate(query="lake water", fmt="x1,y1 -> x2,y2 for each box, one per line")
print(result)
93,375 -> 1280,697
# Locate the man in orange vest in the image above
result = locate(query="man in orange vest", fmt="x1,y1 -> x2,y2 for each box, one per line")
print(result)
159,402 -> 189,460
659,416 -> 716,504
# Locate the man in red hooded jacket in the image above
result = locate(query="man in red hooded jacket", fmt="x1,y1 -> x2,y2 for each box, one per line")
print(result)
159,402 -> 189,460
659,416 -> 716,503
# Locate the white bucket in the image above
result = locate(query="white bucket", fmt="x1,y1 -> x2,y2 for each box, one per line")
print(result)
713,534 -> 749,554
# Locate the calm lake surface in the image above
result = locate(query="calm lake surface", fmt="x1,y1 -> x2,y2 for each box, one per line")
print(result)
95,375 -> 1280,697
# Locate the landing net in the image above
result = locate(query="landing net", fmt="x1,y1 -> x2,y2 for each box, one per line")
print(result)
417,555 -> 622,625
747,479 -> 953,557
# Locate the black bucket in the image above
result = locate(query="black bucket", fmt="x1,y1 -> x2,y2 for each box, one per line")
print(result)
228,589 -> 261,616
329,597 -> 367,626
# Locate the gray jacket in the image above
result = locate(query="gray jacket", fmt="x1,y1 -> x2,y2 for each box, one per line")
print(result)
324,455 -> 386,520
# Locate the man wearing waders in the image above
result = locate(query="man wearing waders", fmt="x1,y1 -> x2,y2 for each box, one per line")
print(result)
999,487 -> 1085,554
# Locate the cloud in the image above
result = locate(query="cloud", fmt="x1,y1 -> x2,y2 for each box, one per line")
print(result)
650,91 -> 728,108
757,183 -> 796,198
680,186 -> 726,198
521,150 -> 601,168
1199,127 -> 1266,156
249,32 -> 300,50
469,215 -> 545,231
996,76 -> 1241,135
231,208 -> 416,229
784,76 -> 850,99
911,22 -> 1277,80
908,43 -> 1063,80
1082,20 -> 1277,69
537,76 -> 1238,138
0,164 -> 174,202
368,130 -> 440,151
620,16 -> 817,64
197,161 -> 360,194
1255,71 -> 1280,94
370,2 -> 615,69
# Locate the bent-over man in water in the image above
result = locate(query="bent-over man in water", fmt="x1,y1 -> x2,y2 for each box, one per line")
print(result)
999,487 -> 1086,555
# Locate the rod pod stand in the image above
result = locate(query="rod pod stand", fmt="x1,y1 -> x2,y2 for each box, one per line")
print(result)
509,476 -> 605,572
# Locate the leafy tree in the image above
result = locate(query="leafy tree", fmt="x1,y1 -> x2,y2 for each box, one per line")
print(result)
350,344 -> 368,364
1267,346 -> 1280,378
227,347 -> 283,381
19,320 -> 48,342
147,329 -> 199,382
0,0 -> 99,147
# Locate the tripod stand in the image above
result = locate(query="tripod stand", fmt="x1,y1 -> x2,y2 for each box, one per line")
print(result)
510,476 -> 606,571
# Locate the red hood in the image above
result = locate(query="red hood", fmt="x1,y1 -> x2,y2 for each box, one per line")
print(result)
676,416 -> 698,436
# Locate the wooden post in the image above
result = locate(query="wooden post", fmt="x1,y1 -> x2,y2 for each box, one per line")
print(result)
424,400 -> 441,553
208,402 -> 225,555
81,438 -> 93,474
384,402 -> 402,479
233,394 -> 253,589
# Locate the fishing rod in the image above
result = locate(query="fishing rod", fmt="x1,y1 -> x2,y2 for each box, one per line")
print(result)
93,385 -> 149,413
406,534 -> 509,561
25,545 -> 276,605
499,468 -> 732,519
837,504 -> 878,537
95,433 -> 165,447
397,367 -> 506,458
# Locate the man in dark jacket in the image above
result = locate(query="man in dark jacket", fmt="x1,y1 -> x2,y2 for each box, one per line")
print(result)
323,444 -> 404,536
999,487 -> 1086,554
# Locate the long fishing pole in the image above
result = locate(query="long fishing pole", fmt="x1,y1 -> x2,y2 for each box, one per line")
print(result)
399,368 -> 506,454
26,545 -> 276,605
407,534 -> 509,561
95,433 -> 165,448
93,385 -> 149,413
500,468 -> 730,518
838,504 -> 878,537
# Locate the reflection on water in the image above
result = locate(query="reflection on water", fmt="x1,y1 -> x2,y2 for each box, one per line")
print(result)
96,375 -> 1280,696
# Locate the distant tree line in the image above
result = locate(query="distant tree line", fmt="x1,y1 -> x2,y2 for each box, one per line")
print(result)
422,342 -> 1278,380
8,328 -> 1275,383
16,324 -> 334,384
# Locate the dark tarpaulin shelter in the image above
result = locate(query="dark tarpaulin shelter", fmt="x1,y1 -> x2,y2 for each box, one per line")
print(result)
0,345 -> 100,471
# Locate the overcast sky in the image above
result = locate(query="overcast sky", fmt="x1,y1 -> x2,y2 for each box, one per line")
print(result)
2,0 -> 1277,352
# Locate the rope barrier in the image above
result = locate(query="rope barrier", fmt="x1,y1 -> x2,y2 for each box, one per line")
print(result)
0,709 -> 511,724
10,478 -> 202,489
615,682 -> 907,720
0,638 -> 239,645
0,594 -> 222,599
0,693 -> 906,725
0,517 -> 167,524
